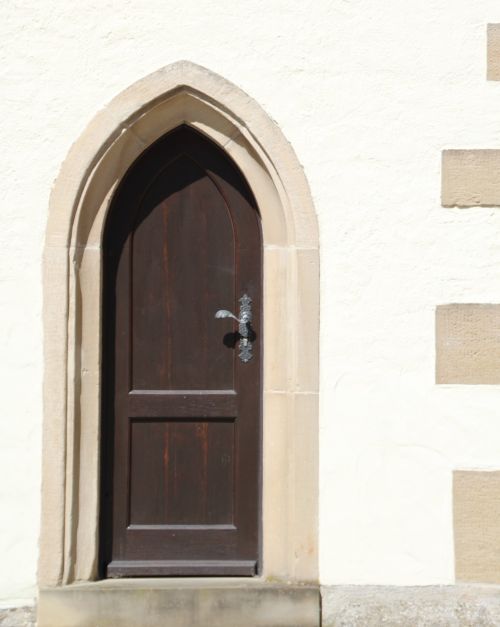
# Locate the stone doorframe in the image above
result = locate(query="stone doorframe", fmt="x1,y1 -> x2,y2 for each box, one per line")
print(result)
39,61 -> 319,587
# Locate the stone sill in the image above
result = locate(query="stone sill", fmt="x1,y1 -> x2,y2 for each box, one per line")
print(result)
38,578 -> 320,627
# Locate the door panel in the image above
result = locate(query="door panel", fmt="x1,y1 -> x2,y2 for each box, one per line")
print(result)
129,419 -> 235,526
131,155 -> 235,391
101,125 -> 262,577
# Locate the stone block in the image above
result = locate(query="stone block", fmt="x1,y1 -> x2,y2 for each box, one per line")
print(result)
442,150 -> 500,207
38,580 -> 320,627
454,470 -> 500,584
436,304 -> 500,384
487,24 -> 500,81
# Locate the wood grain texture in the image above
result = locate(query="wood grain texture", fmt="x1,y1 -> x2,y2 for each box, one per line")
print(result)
101,125 -> 262,577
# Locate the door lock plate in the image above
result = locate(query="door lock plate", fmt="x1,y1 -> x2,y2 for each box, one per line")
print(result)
215,293 -> 254,363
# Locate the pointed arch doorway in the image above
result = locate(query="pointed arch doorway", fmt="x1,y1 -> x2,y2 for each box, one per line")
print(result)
39,61 -> 319,625
101,124 -> 262,577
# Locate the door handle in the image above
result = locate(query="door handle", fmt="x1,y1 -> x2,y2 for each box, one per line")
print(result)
215,294 -> 253,362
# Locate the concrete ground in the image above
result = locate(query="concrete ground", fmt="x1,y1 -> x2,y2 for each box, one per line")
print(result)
0,607 -> 35,627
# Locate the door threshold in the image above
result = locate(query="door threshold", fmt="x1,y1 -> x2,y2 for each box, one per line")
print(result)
50,575 -> 278,589
38,578 -> 320,627
106,559 -> 257,577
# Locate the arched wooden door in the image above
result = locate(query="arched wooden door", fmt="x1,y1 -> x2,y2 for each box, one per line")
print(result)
100,125 -> 262,577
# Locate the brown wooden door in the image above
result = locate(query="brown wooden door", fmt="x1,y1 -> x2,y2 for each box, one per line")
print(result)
100,125 -> 262,577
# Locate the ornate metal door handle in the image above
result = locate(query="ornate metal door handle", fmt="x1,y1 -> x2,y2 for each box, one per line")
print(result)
215,294 -> 253,362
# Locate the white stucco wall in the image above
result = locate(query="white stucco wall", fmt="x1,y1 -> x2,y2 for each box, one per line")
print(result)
2,0 -> 500,606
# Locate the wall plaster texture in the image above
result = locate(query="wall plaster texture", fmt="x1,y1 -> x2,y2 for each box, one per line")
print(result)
3,0 -> 500,610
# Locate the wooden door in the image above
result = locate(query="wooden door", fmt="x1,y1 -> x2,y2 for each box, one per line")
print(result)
100,125 -> 262,577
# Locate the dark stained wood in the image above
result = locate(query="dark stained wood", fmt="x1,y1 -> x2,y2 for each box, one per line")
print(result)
106,560 -> 257,577
100,125 -> 262,577
128,419 -> 235,525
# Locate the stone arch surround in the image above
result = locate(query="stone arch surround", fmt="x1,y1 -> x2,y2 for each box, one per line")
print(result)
40,61 -> 319,588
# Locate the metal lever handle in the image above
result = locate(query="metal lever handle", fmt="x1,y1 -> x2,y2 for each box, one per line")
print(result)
215,310 -> 244,323
215,294 -> 253,362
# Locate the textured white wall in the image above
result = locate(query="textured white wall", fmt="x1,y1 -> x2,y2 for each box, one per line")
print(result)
2,0 -> 500,606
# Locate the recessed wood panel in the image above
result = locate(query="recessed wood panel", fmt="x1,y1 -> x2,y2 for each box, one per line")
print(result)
131,155 -> 235,392
129,419 -> 235,526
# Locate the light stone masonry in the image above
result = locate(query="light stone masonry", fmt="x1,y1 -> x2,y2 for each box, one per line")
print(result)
453,471 -> 500,584
436,304 -> 500,384
487,24 -> 500,81
442,150 -> 500,207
